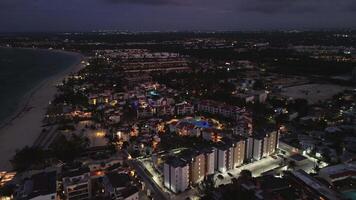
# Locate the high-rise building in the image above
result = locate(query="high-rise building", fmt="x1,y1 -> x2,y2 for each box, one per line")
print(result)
251,131 -> 279,161
253,137 -> 264,160
189,153 -> 206,185
203,148 -> 215,176
214,144 -> 230,173
232,139 -> 246,168
163,157 -> 190,193
245,137 -> 254,161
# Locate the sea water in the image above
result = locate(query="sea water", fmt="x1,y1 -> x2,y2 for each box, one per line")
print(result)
0,47 -> 80,124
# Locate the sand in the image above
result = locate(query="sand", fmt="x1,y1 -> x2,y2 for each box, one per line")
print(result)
0,50 -> 85,171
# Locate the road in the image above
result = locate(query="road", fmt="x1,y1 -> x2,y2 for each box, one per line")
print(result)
214,154 -> 317,187
214,156 -> 283,186
129,159 -> 169,200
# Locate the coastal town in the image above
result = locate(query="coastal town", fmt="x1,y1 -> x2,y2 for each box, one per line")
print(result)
0,31 -> 356,200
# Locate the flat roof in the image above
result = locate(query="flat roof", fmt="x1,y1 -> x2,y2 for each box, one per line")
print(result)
106,173 -> 131,188
21,171 -> 57,199
290,154 -> 308,161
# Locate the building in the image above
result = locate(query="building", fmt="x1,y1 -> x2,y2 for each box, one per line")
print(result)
16,171 -> 57,200
233,90 -> 268,104
245,137 -> 254,161
176,101 -> 194,116
203,148 -> 215,176
163,157 -> 190,193
212,138 -> 247,173
288,154 -> 309,166
155,105 -> 175,117
319,162 -> 356,186
62,166 -> 92,200
252,137 -> 264,160
84,156 -> 124,178
238,175 -> 296,200
196,100 -> 248,120
250,131 -> 279,161
285,170 -> 343,200
202,129 -> 223,142
136,106 -> 154,118
183,152 -> 206,185
214,144 -> 232,173
232,139 -> 246,168
102,172 -> 139,200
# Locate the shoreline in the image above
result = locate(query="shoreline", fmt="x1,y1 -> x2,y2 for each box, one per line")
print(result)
0,48 -> 85,171
0,48 -> 83,128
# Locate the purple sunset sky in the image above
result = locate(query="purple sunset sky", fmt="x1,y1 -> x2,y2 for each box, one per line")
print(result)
0,0 -> 355,32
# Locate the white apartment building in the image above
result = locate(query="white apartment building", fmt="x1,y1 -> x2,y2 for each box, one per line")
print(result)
163,158 -> 190,193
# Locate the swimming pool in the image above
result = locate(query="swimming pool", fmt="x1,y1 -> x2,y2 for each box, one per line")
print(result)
148,90 -> 160,97
186,117 -> 212,128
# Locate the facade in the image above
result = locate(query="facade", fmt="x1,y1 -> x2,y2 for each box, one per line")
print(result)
214,143 -> 237,173
164,148 -> 216,192
176,101 -> 194,116
202,129 -> 223,142
245,137 -> 254,160
189,153 -> 206,185
16,171 -> 57,200
102,173 -> 139,200
136,106 -> 154,118
203,148 -> 215,176
62,167 -> 92,200
319,163 -> 356,185
196,100 -> 247,120
252,131 -> 279,161
232,139 -> 246,168
155,105 -> 175,117
163,158 -> 190,193
253,138 -> 264,160
285,170 -> 343,200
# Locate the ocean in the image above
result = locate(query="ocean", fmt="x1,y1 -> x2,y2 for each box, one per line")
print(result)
0,47 -> 81,124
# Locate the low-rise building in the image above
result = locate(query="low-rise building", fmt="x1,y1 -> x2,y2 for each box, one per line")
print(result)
102,172 -> 139,200
176,101 -> 194,116
285,170 -> 343,200
319,162 -> 356,186
62,166 -> 92,200
16,171 -> 57,200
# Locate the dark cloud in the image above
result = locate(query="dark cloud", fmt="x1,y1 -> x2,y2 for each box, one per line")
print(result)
237,0 -> 314,14
347,1 -> 356,11
0,0 -> 355,32
104,0 -> 185,6
237,0 -> 355,14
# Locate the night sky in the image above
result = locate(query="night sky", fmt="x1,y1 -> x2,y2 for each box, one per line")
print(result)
1,0 -> 356,32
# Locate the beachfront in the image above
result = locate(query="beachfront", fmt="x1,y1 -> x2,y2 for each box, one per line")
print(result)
0,49 -> 84,171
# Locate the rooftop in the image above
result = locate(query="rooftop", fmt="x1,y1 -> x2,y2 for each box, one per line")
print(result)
18,171 -> 57,199
106,172 -> 131,188
289,154 -> 308,162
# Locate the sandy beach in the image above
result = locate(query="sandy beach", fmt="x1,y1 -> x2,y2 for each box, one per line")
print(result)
0,49 -> 84,171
